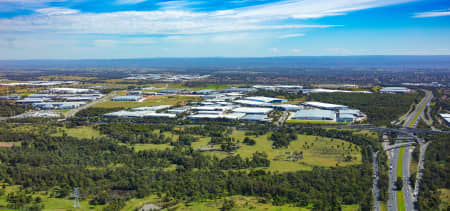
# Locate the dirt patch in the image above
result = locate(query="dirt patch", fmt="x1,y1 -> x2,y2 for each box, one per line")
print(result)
0,142 -> 14,148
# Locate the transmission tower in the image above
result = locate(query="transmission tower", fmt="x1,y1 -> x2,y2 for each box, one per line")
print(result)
73,187 -> 81,209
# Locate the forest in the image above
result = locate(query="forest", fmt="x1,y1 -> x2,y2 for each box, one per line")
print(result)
0,122 -> 377,210
417,134 -> 450,211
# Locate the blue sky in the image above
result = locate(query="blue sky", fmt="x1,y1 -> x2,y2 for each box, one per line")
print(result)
0,0 -> 449,59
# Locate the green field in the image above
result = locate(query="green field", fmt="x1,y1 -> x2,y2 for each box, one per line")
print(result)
92,95 -> 200,109
54,126 -> 104,139
120,194 -> 359,211
192,130 -> 362,172
397,147 -> 405,211
439,188 -> 450,211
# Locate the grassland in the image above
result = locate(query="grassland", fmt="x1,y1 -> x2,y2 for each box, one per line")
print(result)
439,188 -> 450,211
397,147 -> 405,211
191,130 -> 362,172
92,95 -> 200,109
121,194 -> 359,211
54,126 -> 105,139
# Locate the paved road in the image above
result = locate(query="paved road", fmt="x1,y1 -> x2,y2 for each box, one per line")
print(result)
403,146 -> 414,211
373,152 -> 380,211
413,142 -> 430,204
384,142 -> 416,151
388,145 -> 400,211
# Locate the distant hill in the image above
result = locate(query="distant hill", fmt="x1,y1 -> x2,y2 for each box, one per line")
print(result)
1,56 -> 450,70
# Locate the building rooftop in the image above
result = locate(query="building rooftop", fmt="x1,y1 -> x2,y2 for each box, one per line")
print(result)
303,101 -> 348,110
291,109 -> 336,120
232,107 -> 273,114
241,114 -> 270,122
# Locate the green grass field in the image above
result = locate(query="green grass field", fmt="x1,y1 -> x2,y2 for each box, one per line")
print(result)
92,95 -> 200,109
439,188 -> 450,210
121,194 -> 359,211
408,99 -> 427,127
54,126 -> 104,139
397,147 -> 405,211
191,130 -> 362,172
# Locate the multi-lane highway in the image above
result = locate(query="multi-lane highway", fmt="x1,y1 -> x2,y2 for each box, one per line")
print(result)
373,152 -> 380,211
386,89 -> 433,211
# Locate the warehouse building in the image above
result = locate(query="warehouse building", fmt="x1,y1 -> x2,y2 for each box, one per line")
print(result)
131,105 -> 172,112
290,109 -> 336,121
302,101 -> 348,110
272,104 -> 303,111
16,98 -> 47,104
168,107 -> 191,114
188,112 -> 246,120
0,95 -> 20,100
128,91 -> 143,95
33,102 -> 86,110
241,114 -> 271,122
439,114 -> 450,126
245,96 -> 288,103
111,96 -> 143,101
232,107 -> 273,115
379,87 -> 411,94
233,99 -> 271,107
49,88 -> 95,94
192,106 -> 234,112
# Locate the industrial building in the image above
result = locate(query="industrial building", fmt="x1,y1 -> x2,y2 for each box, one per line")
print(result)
272,104 -> 303,111
232,107 -> 273,115
194,89 -> 217,95
131,105 -> 172,112
245,96 -> 288,103
379,87 -> 411,94
233,99 -> 271,107
16,98 -> 47,104
111,96 -> 143,101
33,102 -> 86,110
188,112 -> 246,120
302,101 -> 348,110
128,91 -> 143,95
49,88 -> 95,94
0,95 -> 20,100
439,113 -> 450,126
241,114 -> 271,122
253,85 -> 303,92
192,106 -> 234,112
290,109 -> 336,121
167,107 -> 191,114
300,88 -> 372,94
104,110 -> 176,118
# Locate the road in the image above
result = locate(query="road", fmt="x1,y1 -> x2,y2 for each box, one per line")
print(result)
403,146 -> 414,211
413,142 -> 430,202
373,152 -> 380,211
387,89 -> 433,211
388,145 -> 400,211
64,91 -> 117,120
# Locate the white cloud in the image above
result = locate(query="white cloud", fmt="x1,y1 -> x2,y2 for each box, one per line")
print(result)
291,48 -> 302,54
280,33 -> 304,38
115,0 -> 147,4
0,0 -> 414,35
35,7 -> 79,16
413,9 -> 450,18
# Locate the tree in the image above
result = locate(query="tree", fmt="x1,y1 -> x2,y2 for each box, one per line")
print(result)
395,177 -> 403,190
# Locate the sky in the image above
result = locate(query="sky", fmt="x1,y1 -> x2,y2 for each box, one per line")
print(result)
0,0 -> 449,59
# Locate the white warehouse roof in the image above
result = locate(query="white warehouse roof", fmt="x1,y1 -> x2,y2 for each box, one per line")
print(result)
232,107 -> 273,114
303,101 -> 348,110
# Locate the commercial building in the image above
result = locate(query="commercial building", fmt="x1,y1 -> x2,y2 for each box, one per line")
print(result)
167,107 -> 191,114
290,109 -> 336,121
16,98 -> 47,104
49,88 -> 95,94
131,105 -> 172,112
104,110 -> 175,118
232,107 -> 273,115
439,113 -> 450,126
245,96 -> 288,103
222,87 -> 256,93
188,112 -> 246,120
33,102 -> 86,110
233,99 -> 271,107
128,91 -> 143,95
272,104 -> 303,111
192,106 -> 234,112
302,101 -> 348,110
379,87 -> 411,94
300,89 -> 371,94
0,95 -> 20,100
194,89 -> 217,95
241,114 -> 271,122
111,96 -> 143,101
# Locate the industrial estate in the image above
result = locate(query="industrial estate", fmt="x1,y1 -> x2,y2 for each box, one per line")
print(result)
0,67 -> 448,211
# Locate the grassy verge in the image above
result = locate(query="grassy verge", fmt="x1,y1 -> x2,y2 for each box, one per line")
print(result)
92,95 -> 200,109
54,126 -> 104,139
397,147 -> 405,211
439,189 -> 450,210
408,98 -> 427,127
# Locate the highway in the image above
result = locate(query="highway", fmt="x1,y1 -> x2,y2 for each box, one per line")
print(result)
388,145 -> 399,211
403,146 -> 414,211
63,91 -> 117,120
